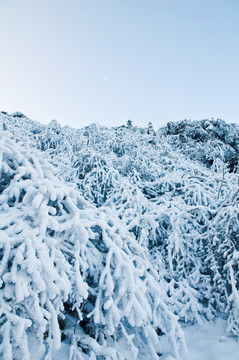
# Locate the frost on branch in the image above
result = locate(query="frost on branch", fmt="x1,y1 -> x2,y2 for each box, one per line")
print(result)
0,135 -> 185,359
2,112 -> 239,356
207,194 -> 239,337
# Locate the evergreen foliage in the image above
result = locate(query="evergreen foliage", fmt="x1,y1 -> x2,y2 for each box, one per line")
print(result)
1,112 -> 239,359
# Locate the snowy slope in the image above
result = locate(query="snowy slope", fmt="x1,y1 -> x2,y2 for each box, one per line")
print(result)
0,112 -> 239,359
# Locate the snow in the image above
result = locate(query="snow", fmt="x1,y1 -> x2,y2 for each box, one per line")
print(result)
28,317 -> 239,360
183,318 -> 239,360
160,318 -> 239,360
1,113 -> 239,359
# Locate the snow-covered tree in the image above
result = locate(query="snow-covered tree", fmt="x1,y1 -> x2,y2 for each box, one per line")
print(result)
0,134 -> 186,359
1,110 -> 239,358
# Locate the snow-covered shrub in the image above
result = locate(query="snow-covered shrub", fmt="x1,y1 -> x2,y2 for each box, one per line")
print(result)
1,110 -> 239,353
0,134 -> 186,359
73,150 -> 120,206
163,119 -> 239,172
206,183 -> 239,336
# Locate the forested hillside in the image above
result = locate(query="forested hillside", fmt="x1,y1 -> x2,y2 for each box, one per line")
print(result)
0,111 -> 239,360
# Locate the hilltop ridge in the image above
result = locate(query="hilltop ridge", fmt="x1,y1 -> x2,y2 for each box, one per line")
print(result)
0,112 -> 239,359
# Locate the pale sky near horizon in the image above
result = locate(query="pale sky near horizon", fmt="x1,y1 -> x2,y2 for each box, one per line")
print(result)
0,0 -> 239,130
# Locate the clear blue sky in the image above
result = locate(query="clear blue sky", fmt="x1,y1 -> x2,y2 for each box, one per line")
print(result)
0,0 -> 239,129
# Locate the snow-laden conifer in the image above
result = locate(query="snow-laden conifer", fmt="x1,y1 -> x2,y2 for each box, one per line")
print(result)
0,134 -> 186,359
1,111 -> 239,355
